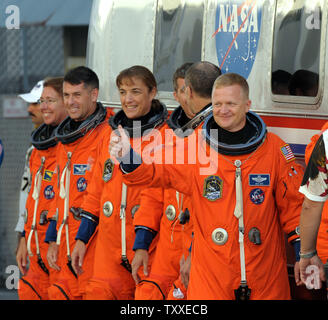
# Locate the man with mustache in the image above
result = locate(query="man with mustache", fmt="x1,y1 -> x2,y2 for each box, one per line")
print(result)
19,80 -> 44,128
15,80 -> 45,249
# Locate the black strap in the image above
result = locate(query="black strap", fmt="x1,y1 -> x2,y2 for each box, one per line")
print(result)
20,277 -> 42,300
37,256 -> 50,275
52,284 -> 70,300
138,279 -> 166,300
120,256 -> 132,273
67,260 -> 78,278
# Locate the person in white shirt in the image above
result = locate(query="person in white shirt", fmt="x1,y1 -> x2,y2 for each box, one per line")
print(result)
15,80 -> 44,242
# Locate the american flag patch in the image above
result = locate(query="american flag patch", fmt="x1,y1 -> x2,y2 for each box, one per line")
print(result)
280,144 -> 295,162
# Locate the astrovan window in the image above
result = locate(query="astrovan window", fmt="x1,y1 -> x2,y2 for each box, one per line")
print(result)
153,0 -> 204,92
271,0 -> 323,106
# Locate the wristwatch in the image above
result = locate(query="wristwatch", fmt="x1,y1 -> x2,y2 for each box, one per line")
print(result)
287,226 -> 300,239
299,250 -> 317,259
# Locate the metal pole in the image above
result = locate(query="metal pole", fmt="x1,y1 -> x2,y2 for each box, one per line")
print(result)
21,26 -> 29,91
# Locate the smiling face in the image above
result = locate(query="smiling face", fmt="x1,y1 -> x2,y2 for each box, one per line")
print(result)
40,86 -> 67,126
118,77 -> 157,119
212,84 -> 251,132
63,82 -> 98,121
27,103 -> 43,127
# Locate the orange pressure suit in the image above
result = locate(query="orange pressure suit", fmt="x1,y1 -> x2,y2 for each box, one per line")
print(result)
133,187 -> 192,300
79,103 -> 168,300
19,124 -> 59,300
133,105 -> 213,300
122,111 -> 304,300
47,104 -> 111,300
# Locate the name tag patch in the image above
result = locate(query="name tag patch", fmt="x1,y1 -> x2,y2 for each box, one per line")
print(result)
249,174 -> 270,186
73,164 -> 89,175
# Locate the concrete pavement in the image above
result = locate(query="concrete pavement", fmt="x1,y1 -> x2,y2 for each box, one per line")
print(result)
0,289 -> 18,300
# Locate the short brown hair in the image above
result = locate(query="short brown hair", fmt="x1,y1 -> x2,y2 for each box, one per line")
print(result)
43,77 -> 64,96
116,65 -> 157,92
185,61 -> 221,98
172,62 -> 193,92
64,66 -> 99,89
213,73 -> 249,99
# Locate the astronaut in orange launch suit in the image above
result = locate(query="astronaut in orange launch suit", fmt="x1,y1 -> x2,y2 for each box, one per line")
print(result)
70,65 -> 168,300
110,73 -> 304,300
45,67 -> 113,300
17,77 -> 68,299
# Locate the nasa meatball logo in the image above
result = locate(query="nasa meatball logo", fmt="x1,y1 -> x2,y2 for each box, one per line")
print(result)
250,188 -> 265,205
214,0 -> 262,78
77,177 -> 87,192
44,185 -> 55,200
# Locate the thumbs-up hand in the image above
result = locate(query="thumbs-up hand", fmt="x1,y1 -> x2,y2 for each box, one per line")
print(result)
109,125 -> 131,160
